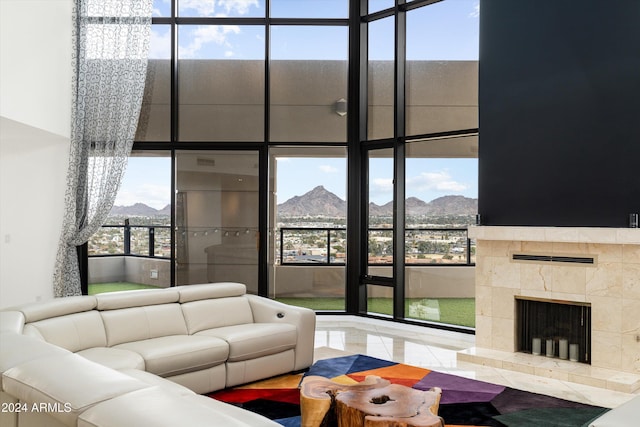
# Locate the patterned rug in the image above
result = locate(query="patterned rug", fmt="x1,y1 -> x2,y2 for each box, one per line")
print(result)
208,354 -> 608,426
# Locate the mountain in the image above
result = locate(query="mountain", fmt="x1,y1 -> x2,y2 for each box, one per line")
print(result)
157,204 -> 172,216
278,187 -> 477,217
423,195 -> 478,216
277,185 -> 346,217
109,203 -> 170,217
111,191 -> 477,218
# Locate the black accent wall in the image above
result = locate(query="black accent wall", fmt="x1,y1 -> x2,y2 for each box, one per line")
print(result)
478,0 -> 640,227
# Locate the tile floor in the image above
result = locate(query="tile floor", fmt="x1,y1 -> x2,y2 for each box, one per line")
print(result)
314,315 -> 638,409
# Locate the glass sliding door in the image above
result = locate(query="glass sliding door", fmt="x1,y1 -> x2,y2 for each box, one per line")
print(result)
365,147 -> 395,316
175,150 -> 260,293
268,146 -> 347,311
367,148 -> 394,278
88,151 -> 171,294
404,136 -> 478,327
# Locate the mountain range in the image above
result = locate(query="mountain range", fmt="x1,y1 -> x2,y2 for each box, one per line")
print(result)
109,186 -> 477,217
278,186 -> 477,217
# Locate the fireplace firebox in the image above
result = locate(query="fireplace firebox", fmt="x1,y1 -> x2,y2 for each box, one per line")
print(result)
516,297 -> 591,364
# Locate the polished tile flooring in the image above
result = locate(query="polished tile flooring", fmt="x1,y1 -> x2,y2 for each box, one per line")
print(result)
314,315 -> 638,409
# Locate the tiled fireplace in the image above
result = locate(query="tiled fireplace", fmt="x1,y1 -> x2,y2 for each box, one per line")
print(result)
458,226 -> 640,392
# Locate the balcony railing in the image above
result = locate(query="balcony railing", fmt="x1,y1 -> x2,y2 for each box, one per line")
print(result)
89,223 -> 171,258
278,227 -> 475,266
90,224 -> 475,267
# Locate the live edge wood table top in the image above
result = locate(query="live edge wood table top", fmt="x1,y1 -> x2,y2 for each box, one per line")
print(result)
300,375 -> 443,427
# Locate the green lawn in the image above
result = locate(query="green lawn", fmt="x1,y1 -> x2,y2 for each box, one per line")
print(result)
276,297 -> 475,328
89,283 -> 475,328
88,282 -> 160,295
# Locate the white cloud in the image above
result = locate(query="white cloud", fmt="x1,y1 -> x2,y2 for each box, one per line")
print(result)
180,0 -> 217,16
219,0 -> 259,15
407,170 -> 468,193
179,0 -> 259,17
469,2 -> 480,18
180,25 -> 241,59
319,165 -> 338,174
373,178 -> 393,194
149,28 -> 171,59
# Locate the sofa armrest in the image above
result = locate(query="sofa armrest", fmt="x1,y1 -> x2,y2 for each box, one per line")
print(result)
245,295 -> 316,371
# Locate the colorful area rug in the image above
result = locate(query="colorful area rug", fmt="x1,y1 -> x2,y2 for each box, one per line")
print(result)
208,354 -> 608,426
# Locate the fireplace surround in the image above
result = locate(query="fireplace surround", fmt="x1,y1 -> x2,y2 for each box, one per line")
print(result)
458,226 -> 640,393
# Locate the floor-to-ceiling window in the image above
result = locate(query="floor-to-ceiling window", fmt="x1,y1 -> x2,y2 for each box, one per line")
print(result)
359,0 -> 479,328
88,0 -> 478,332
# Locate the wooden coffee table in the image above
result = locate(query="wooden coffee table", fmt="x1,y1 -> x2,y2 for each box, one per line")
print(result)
300,375 -> 443,427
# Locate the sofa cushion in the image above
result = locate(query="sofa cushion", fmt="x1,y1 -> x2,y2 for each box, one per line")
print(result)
196,323 -> 297,362
23,310 -> 107,352
114,335 -> 229,377
118,369 -> 195,396
181,297 -> 254,334
101,303 -> 188,346
2,353 -> 148,426
77,387 -> 279,427
77,347 -> 145,370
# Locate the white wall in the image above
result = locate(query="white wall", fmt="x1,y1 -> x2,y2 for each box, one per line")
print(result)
0,0 -> 73,137
0,0 -> 73,308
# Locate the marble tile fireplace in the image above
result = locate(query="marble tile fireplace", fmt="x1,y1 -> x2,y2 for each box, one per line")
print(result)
458,226 -> 640,392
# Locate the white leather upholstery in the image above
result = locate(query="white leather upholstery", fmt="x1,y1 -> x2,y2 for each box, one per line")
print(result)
114,335 -> 228,377
226,350 -> 296,387
247,294 -> 316,370
22,311 -> 107,352
196,323 -> 297,362
76,347 -> 145,370
118,369 -> 195,396
586,395 -> 640,426
17,296 -> 97,323
100,304 -> 187,346
0,333 -> 69,389
0,311 -> 25,334
181,297 -> 254,333
77,387 -> 279,427
95,288 -> 179,310
177,282 -> 247,302
165,363 -> 227,394
1,282 -> 316,426
2,353 -> 148,426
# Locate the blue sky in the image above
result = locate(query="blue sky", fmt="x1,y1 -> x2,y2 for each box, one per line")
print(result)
149,0 -> 479,60
276,156 -> 477,205
116,0 -> 479,209
116,155 -> 478,209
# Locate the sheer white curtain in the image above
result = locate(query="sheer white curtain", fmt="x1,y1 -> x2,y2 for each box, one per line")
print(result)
53,0 -> 153,297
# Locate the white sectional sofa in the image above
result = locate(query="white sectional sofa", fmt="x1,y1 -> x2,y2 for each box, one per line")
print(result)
0,282 -> 316,427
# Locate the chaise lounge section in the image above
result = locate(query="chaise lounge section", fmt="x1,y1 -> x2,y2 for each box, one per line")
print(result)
0,282 -> 316,427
